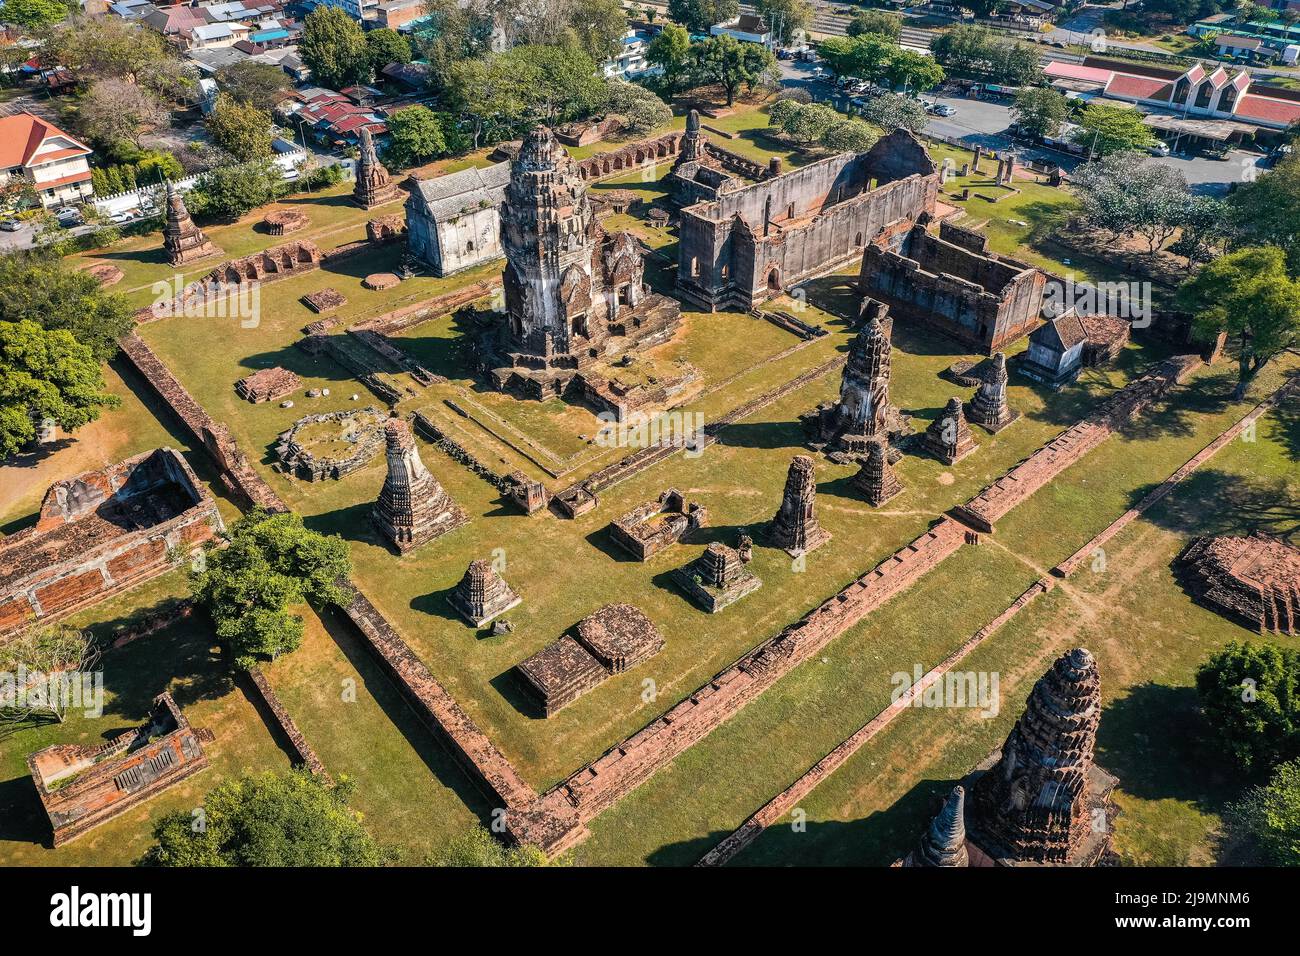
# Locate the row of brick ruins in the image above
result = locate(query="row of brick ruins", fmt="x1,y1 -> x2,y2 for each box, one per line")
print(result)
903,648 -> 1117,867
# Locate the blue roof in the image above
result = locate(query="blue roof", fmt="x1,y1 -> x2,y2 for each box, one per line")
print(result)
251,28 -> 290,41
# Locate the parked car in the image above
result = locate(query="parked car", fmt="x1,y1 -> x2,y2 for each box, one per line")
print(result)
107,210 -> 136,225
0,219 -> 22,232
929,103 -> 956,116
1147,141 -> 1171,157
54,207 -> 83,228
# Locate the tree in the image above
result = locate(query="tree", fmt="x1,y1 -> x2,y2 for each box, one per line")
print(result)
384,105 -> 447,168
205,93 -> 273,163
1229,153 -> 1300,273
365,26 -> 412,71
755,0 -> 812,47
930,24 -> 993,75
1168,194 -> 1231,271
0,320 -> 118,459
847,9 -> 901,40
1177,246 -> 1300,398
1012,86 -> 1070,139
647,21 -> 693,93
0,624 -> 100,725
0,252 -> 133,361
417,0 -> 495,82
444,56 -> 526,149
429,824 -> 556,866
882,48 -> 944,93
818,34 -> 895,84
822,119 -> 878,153
667,0 -> 737,32
1072,151 -> 1193,254
694,33 -> 774,107
187,159 -> 286,222
498,44 -> 608,125
300,5 -> 371,89
216,61 -> 294,112
191,509 -> 351,670
565,0 -> 629,63
1196,641 -> 1300,771
46,16 -> 186,95
861,91 -> 929,134
779,101 -> 838,145
0,0 -> 68,29
76,78 -> 170,150
1226,758 -> 1300,865
145,770 -> 389,866
1073,102 -> 1157,157
1236,1 -> 1266,24
606,79 -> 671,134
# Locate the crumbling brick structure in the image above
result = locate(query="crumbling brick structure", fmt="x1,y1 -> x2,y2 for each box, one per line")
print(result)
920,397 -> 978,465
967,352 -> 1018,433
505,472 -> 549,515
0,449 -> 224,637
448,559 -> 521,627
903,785 -> 970,867
273,407 -> 387,481
676,129 -> 938,311
769,455 -> 831,556
1176,534 -> 1300,636
234,366 -> 299,404
162,181 -> 219,266
372,418 -> 468,552
354,126 -> 400,209
263,209 -> 309,236
303,288 -> 348,313
608,488 -> 706,560
967,648 -> 1117,866
851,439 -> 903,507
207,239 -> 321,286
858,219 -> 1045,354
27,693 -> 210,846
515,604 -> 665,716
672,542 -> 762,613
1021,313 -> 1132,389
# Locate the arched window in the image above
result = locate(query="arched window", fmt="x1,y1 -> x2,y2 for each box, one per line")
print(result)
1219,85 -> 1239,112
1194,81 -> 1214,109
1172,78 -> 1190,105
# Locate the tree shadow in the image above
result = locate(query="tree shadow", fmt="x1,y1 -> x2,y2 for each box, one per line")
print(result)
302,500 -> 384,547
1142,468 -> 1300,545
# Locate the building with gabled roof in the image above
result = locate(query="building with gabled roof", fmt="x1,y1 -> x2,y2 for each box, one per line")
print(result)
406,161 -> 511,276
0,111 -> 94,209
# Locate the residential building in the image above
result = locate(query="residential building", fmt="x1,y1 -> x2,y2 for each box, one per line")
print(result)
0,112 -> 94,209
710,14 -> 771,46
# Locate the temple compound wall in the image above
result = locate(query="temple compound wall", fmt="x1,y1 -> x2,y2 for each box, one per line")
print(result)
28,693 -> 210,846
0,449 -> 223,638
859,220 -> 1045,353
676,130 -> 939,311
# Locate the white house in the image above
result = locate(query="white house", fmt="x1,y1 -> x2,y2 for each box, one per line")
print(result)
0,112 -> 94,209
710,14 -> 772,46
603,28 -> 661,80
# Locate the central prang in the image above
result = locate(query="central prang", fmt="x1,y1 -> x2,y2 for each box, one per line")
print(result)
479,126 -> 684,419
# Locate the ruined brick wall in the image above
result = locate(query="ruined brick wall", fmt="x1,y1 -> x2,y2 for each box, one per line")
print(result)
246,667 -> 330,779
573,132 -> 683,181
119,333 -> 287,513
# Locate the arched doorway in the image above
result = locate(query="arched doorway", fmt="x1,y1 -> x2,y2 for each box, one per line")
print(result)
767,267 -> 781,292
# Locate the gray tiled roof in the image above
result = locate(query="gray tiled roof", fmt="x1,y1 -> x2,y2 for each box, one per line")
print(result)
412,161 -> 511,220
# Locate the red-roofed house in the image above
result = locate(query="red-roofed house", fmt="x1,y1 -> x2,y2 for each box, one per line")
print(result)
0,112 -> 94,209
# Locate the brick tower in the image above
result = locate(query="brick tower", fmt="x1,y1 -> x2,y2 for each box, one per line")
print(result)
162,181 -> 219,266
353,127 -> 399,209
968,647 -> 1114,865
921,397 -> 978,465
769,455 -> 831,556
372,419 -> 466,552
907,785 -> 970,867
448,559 -> 521,627
802,314 -> 906,462
851,438 -> 903,507
967,352 -> 1017,433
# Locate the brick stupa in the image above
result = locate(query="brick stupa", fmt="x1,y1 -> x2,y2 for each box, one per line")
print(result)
906,785 -> 970,867
769,455 -> 831,556
851,439 -> 903,507
448,559 -> 521,627
372,418 -> 466,552
921,397 -> 978,465
162,180 -> 219,266
967,352 -> 1018,433
967,647 -> 1116,866
672,542 -> 762,613
353,127 -> 400,209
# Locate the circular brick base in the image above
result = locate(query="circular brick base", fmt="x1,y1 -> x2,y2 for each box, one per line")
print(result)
362,272 -> 401,291
264,210 -> 310,235
87,263 -> 124,287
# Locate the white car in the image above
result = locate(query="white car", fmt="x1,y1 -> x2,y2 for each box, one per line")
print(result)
1148,141 -> 1172,157
931,103 -> 956,117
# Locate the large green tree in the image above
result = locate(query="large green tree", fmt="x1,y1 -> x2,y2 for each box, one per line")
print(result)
299,5 -> 371,89
1227,758 -> 1300,865
76,77 -> 170,150
606,79 -> 671,134
693,33 -> 774,107
384,105 -> 448,168
499,44 -> 608,125
365,26 -> 412,71
1012,86 -> 1070,140
145,770 -> 388,866
818,33 -> 895,83
0,251 -> 132,361
1229,153 -> 1300,273
564,0 -> 629,63
881,48 -> 944,93
187,160 -> 286,221
0,320 -> 118,459
205,93 -> 273,162
216,61 -> 294,112
0,0 -> 68,29
1196,641 -> 1300,771
444,55 -> 526,149
1177,246 -> 1300,398
861,91 -> 929,134
1072,151 -> 1193,254
191,509 -> 351,670
1073,102 -> 1158,157
847,9 -> 901,40
647,21 -> 693,92
46,15 -> 187,97
667,0 -> 737,32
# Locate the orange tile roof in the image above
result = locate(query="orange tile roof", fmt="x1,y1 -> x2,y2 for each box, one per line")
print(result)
0,112 -> 91,170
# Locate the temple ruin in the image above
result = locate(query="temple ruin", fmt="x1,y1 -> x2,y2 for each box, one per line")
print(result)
372,418 -> 467,553
676,129 -> 938,311
273,406 -> 387,481
27,693 -> 210,846
904,785 -> 970,867
851,439 -> 904,507
1176,534 -> 1300,636
1021,313 -> 1132,389
769,456 -> 831,557
608,488 -> 706,560
0,449 -> 223,637
967,647 -> 1117,866
479,127 -> 682,411
353,126 -> 400,209
448,559 -> 522,627
405,161 -> 510,276
514,604 -> 665,716
162,181 -> 219,266
920,397 -> 978,466
667,109 -> 742,206
966,352 -> 1018,433
234,366 -> 299,404
802,314 -> 908,463
672,542 -> 762,613
859,219 -> 1045,354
